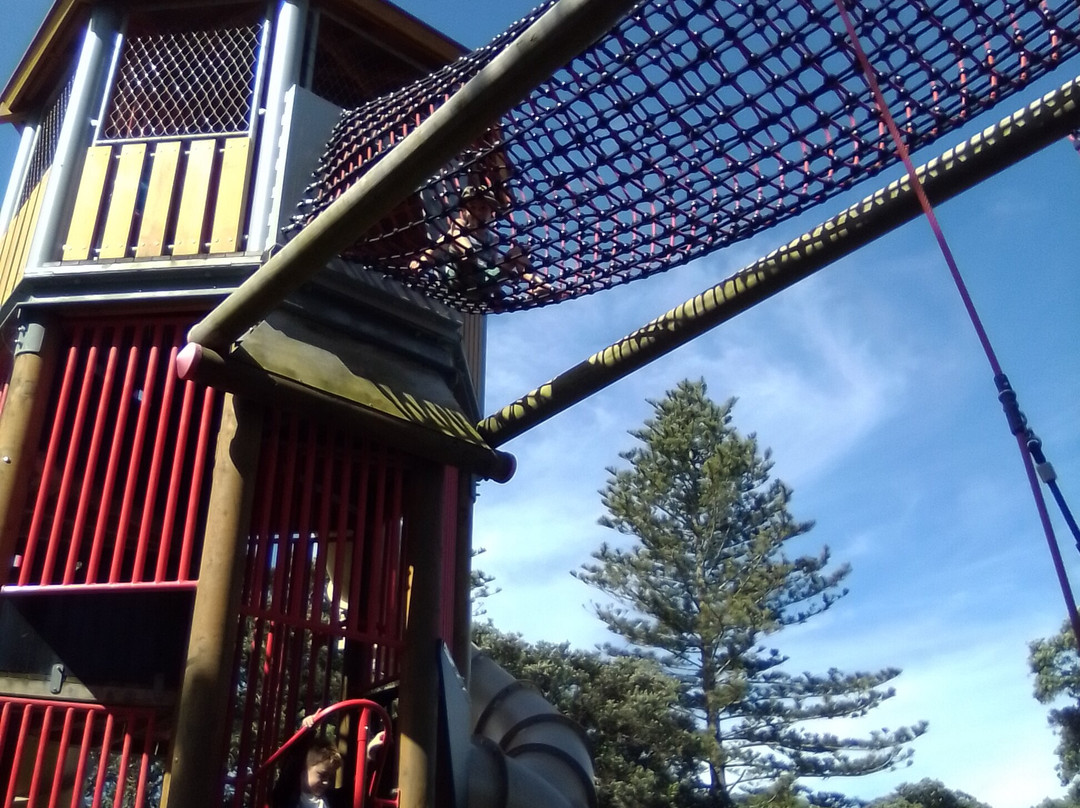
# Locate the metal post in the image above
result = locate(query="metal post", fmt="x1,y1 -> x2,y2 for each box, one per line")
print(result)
0,123 -> 38,235
162,394 -> 263,808
398,462 -> 447,808
25,7 -> 119,269
0,313 -> 57,588
247,0 -> 309,254
187,0 -> 642,353
478,72 -> 1080,446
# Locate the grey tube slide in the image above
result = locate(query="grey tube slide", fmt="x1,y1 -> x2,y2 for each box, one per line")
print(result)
467,647 -> 596,808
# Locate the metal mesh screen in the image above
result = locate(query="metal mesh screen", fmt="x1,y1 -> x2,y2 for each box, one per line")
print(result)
16,77 -> 73,210
309,13 -> 427,110
101,10 -> 263,141
288,0 -> 1080,314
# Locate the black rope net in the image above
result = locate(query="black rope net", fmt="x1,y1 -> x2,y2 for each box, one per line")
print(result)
286,0 -> 1080,313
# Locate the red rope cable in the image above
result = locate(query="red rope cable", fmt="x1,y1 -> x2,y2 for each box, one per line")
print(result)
831,0 -> 1080,641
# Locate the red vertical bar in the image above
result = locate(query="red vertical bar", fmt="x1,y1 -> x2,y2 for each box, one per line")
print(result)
89,713 -> 116,808
154,378 -> 196,582
20,343 -> 80,585
5,703 -> 33,808
109,333 -> 161,582
367,455 -> 389,637
132,713 -> 154,808
109,716 -> 132,808
132,345 -> 179,581
178,387 -> 217,580
248,410 -> 282,611
64,342 -> 119,584
346,444 -> 370,636
67,711 -> 95,808
41,333 -> 100,584
329,433 -> 353,630
86,345 -> 139,581
288,420 -> 318,619
269,414 -> 299,618
46,707 -> 76,808
26,704 -> 54,808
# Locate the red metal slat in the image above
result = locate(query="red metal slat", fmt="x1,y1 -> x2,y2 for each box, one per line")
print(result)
346,445 -> 371,637
109,719 -> 133,808
88,713 -> 116,808
68,711 -> 95,808
247,410 -> 283,610
269,414 -> 300,620
19,343 -> 81,585
64,343 -> 120,584
287,420 -> 318,620
155,377 -> 196,582
178,386 -> 217,579
5,703 -> 33,808
46,707 -> 76,808
110,329 -> 163,583
43,335 -> 101,584
132,714 -> 155,808
86,345 -> 139,582
366,452 -> 388,639
329,432 -> 353,631
26,704 -> 55,808
132,345 -> 179,582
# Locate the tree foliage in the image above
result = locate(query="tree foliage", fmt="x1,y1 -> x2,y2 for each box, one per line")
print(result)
574,380 -> 926,803
474,622 -> 705,808
867,779 -> 993,808
1030,621 -> 1080,791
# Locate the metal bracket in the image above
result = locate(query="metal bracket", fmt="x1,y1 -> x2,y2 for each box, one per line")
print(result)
49,663 -> 65,694
15,321 -> 45,356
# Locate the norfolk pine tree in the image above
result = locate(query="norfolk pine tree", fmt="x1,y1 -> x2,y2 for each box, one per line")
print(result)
575,380 -> 926,804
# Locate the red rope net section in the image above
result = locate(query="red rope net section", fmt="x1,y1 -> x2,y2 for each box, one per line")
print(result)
286,0 -> 1080,313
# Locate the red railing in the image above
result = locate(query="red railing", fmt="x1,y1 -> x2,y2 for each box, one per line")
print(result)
232,699 -> 396,808
0,697 -> 163,808
8,317 -> 222,589
227,413 -> 414,804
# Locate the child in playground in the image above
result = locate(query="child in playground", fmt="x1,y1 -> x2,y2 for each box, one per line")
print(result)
269,735 -> 348,808
270,716 -> 387,808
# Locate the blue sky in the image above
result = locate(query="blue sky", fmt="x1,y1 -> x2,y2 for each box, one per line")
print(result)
3,2 -> 1080,806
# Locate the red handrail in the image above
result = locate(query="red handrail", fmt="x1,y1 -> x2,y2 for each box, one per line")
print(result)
238,699 -> 395,808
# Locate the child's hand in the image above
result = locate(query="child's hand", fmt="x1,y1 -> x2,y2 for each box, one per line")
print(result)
366,730 -> 386,761
301,714 -> 317,730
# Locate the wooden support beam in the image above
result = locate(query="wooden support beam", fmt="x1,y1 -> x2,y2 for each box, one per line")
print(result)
0,314 -> 57,588
162,394 -> 263,808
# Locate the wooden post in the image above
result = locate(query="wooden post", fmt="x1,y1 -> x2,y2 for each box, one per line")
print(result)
397,462 -> 447,808
0,313 -> 57,587
162,394 -> 263,808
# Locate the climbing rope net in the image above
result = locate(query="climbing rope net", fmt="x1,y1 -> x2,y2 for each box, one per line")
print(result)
287,0 -> 1080,313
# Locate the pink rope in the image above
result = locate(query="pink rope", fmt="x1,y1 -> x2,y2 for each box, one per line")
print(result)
832,0 -> 1080,641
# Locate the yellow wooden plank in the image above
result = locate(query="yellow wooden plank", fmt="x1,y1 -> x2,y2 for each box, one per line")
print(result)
172,139 -> 215,256
98,142 -> 146,260
0,191 -> 33,298
208,137 -> 251,254
62,145 -> 113,261
5,176 -> 48,298
135,140 -> 181,258
0,187 -> 32,284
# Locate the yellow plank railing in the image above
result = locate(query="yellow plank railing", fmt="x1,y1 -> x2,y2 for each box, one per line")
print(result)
61,135 -> 252,263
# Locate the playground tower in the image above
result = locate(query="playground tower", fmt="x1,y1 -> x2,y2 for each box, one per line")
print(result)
0,1 -> 514,806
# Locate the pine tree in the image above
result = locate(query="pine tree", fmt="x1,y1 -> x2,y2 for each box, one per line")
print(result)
575,379 -> 926,804
1030,621 -> 1080,794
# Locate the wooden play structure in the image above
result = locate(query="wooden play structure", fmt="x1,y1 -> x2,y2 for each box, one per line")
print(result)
0,0 -> 1079,806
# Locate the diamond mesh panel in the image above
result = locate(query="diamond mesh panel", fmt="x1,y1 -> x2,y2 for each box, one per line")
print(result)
17,77 -> 72,209
101,13 -> 263,140
309,13 -> 427,109
288,0 -> 1080,314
